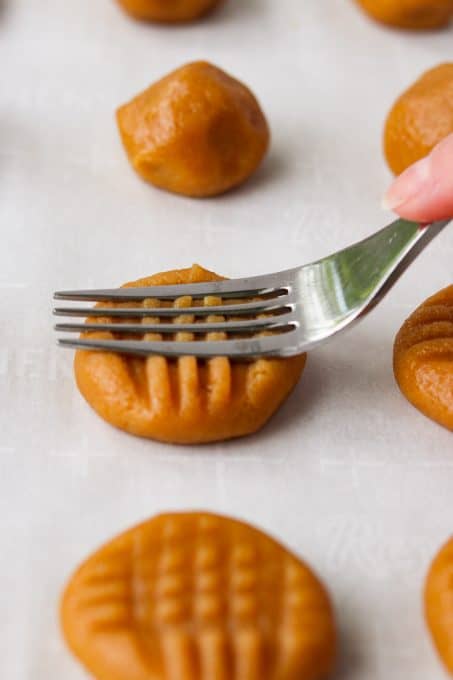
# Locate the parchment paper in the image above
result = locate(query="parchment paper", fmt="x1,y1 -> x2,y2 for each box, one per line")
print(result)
1,1 -> 452,678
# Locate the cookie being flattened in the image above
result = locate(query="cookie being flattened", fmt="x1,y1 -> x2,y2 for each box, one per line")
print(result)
393,285 -> 453,430
74,265 -> 306,444
61,512 -> 337,680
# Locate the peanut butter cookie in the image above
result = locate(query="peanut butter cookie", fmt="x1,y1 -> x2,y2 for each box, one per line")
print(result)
425,536 -> 453,674
355,0 -> 453,29
116,0 -> 223,22
393,285 -> 453,430
384,63 -> 453,175
117,62 -> 270,197
74,265 -> 306,444
61,512 -> 337,680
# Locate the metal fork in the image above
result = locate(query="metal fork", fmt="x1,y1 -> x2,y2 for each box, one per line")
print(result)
54,218 -> 450,359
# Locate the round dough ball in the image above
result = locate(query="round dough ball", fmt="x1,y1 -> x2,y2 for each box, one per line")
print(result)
355,0 -> 453,29
384,63 -> 453,175
425,536 -> 453,674
117,61 -> 270,197
116,0 -> 223,22
74,265 -> 306,444
393,284 -> 453,430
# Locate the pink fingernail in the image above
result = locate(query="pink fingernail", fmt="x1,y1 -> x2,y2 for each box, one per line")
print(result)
382,154 -> 432,212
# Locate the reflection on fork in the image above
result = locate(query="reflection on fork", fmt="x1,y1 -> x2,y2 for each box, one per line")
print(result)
54,218 -> 451,359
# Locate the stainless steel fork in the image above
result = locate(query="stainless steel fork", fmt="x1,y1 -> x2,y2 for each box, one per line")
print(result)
54,218 -> 450,359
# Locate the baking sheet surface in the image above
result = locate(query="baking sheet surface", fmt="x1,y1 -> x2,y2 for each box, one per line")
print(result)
1,1 -> 452,678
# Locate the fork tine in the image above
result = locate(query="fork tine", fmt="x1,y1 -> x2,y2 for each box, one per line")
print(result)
53,298 -> 294,318
53,275 -> 291,302
57,332 -> 299,359
54,314 -> 296,335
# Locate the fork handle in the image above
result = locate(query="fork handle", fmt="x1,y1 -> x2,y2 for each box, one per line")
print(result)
383,217 -> 451,281
351,217 -> 451,312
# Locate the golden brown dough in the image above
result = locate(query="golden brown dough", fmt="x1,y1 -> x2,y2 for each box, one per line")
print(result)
425,536 -> 453,674
116,0 -> 223,22
116,62 -> 270,197
61,511 -> 337,680
74,265 -> 306,444
355,0 -> 453,29
393,285 -> 453,430
384,63 -> 453,175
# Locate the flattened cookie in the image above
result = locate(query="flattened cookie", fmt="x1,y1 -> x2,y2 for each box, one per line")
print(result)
61,512 -> 337,680
74,265 -> 306,444
393,285 -> 453,430
425,536 -> 453,674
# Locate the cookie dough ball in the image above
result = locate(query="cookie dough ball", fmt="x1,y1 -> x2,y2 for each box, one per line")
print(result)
117,61 -> 270,197
62,512 -> 337,680
355,0 -> 453,29
393,285 -> 453,430
384,63 -> 453,175
425,536 -> 453,674
116,0 -> 223,22
74,265 -> 306,444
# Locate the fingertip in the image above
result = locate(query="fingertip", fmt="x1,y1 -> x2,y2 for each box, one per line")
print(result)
382,133 -> 453,223
382,156 -> 432,214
